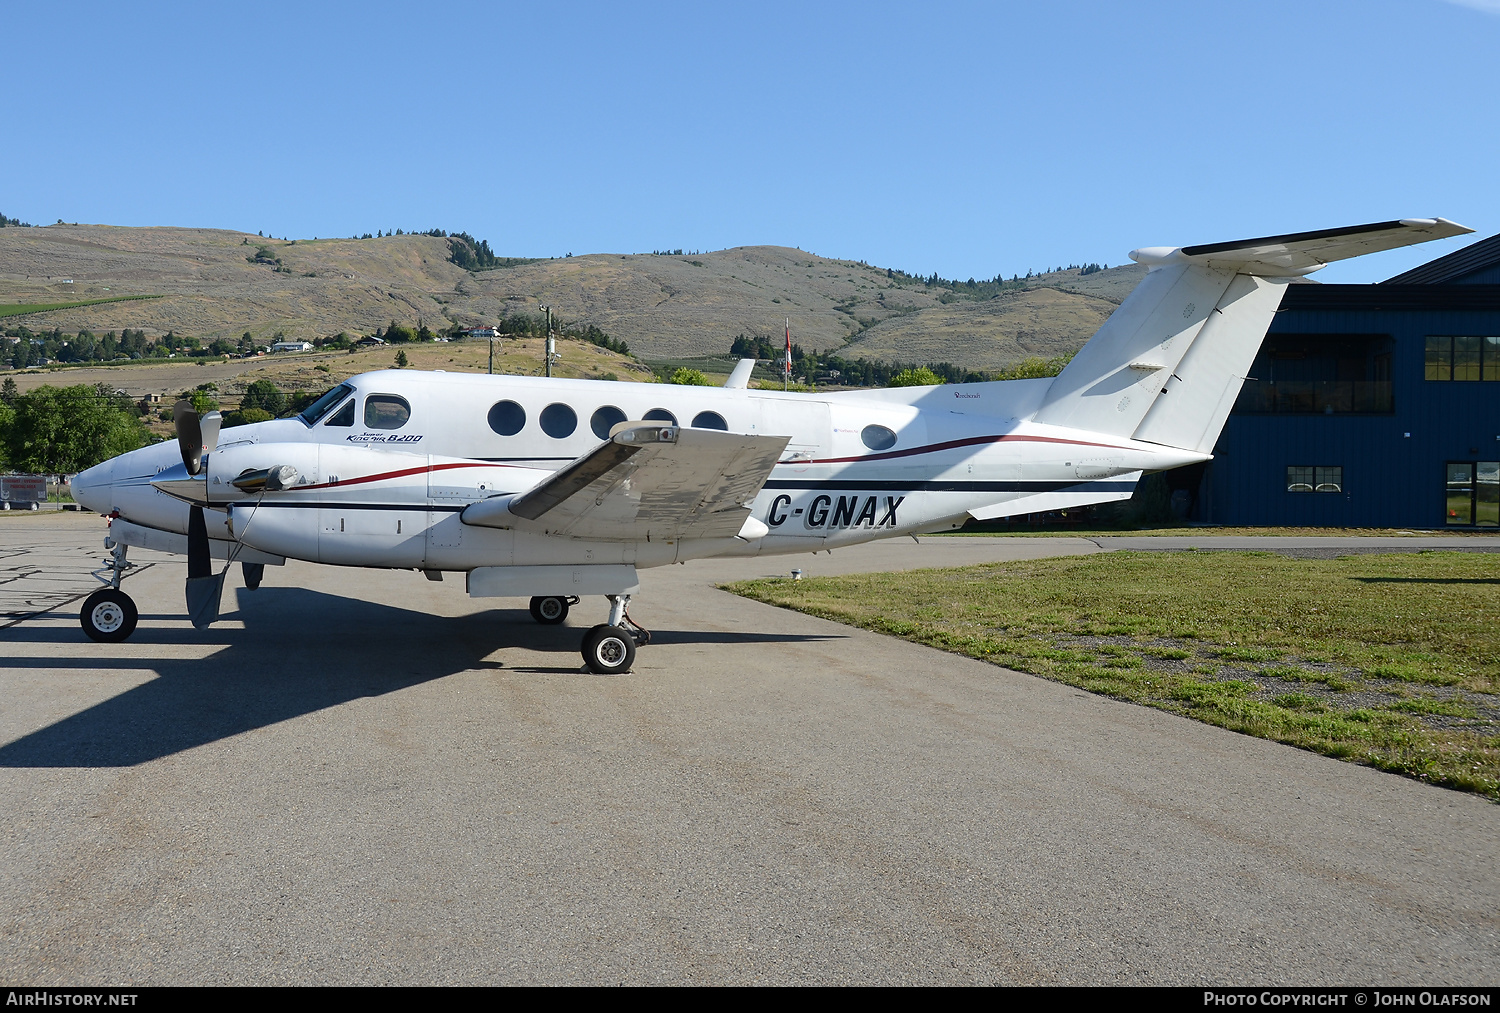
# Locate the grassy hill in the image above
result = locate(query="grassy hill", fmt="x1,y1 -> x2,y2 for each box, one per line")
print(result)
0,223 -> 1147,371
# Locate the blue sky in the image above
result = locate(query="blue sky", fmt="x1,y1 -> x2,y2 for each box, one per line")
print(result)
4,1 -> 1497,282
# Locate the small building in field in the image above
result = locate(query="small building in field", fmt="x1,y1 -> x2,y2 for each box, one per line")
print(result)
271,340 -> 313,353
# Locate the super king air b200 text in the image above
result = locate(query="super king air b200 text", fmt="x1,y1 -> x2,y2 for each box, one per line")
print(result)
71,219 -> 1471,673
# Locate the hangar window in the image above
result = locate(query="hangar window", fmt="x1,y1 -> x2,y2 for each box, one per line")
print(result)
364,394 -> 411,430
540,403 -> 578,439
1445,461 -> 1499,527
591,405 -> 626,440
691,411 -> 728,431
1426,336 -> 1500,381
643,408 -> 677,425
1236,335 -> 1393,414
861,424 -> 897,451
299,384 -> 354,426
1286,466 -> 1341,493
325,399 -> 356,427
487,400 -> 526,436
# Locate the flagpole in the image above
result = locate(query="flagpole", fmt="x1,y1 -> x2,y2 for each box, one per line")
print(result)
784,317 -> 791,392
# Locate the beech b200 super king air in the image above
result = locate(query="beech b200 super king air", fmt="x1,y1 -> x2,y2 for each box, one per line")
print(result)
71,219 -> 1471,673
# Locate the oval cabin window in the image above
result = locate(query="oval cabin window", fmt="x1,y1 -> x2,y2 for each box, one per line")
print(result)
487,400 -> 526,436
861,424 -> 897,451
644,408 -> 677,425
691,411 -> 728,431
540,403 -> 578,439
591,405 -> 626,440
364,394 -> 411,430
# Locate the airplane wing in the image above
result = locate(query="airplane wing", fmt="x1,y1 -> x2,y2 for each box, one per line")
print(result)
462,423 -> 790,540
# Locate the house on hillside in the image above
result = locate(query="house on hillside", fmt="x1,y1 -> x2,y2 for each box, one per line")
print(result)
270,340 -> 313,353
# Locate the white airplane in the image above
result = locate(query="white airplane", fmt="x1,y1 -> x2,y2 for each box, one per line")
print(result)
71,218 -> 1470,672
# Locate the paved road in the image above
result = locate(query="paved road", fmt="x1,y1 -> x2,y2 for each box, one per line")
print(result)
1,515 -> 1496,985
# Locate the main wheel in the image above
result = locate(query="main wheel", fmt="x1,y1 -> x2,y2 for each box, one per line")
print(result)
81,588 -> 138,643
242,562 -> 264,590
581,624 -> 636,675
529,595 -> 570,624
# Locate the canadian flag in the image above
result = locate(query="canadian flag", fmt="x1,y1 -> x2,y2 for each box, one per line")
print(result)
784,318 -> 792,381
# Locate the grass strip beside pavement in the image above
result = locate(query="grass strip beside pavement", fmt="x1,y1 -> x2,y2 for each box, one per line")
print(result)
0,294 -> 164,318
725,550 -> 1500,799
935,526 -> 1489,537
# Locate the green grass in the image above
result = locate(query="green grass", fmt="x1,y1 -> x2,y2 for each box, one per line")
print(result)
726,551 -> 1500,799
934,526 -> 1487,537
0,294 -> 164,319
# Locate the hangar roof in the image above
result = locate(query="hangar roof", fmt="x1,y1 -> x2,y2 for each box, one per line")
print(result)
1383,231 -> 1500,285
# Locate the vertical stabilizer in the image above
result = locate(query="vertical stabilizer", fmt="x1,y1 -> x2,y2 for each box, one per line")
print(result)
1131,274 -> 1288,454
1029,218 -> 1472,449
1030,264 -> 1235,437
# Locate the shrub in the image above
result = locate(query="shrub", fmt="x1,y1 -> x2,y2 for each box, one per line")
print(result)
888,366 -> 944,387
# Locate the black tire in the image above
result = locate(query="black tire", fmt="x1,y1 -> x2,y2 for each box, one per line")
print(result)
242,562 -> 264,590
581,624 -> 636,675
529,595 -> 570,624
81,588 -> 138,643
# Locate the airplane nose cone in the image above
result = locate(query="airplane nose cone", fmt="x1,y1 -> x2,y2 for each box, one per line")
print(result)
72,459 -> 115,513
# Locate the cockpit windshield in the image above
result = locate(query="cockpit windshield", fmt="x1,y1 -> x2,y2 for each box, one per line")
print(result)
298,383 -> 355,426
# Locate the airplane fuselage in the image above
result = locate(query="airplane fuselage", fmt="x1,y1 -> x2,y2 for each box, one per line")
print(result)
74,369 -> 1205,572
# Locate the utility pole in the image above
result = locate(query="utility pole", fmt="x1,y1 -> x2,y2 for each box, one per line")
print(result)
487,326 -> 494,375
540,304 -> 556,378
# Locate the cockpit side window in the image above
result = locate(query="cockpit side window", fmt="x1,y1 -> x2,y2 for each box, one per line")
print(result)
364,394 -> 411,430
299,384 -> 354,426
325,399 -> 356,427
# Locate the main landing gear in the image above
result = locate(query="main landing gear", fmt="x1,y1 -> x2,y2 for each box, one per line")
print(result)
580,595 -> 651,675
81,538 -> 138,643
528,595 -> 578,625
527,593 -> 648,674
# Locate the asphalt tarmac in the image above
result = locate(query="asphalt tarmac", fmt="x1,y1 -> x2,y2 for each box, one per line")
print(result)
2,515 -> 1497,985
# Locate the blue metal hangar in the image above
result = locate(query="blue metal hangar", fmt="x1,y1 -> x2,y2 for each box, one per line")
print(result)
1189,231 -> 1500,528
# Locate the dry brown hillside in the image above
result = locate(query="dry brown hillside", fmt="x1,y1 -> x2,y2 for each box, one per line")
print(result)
0,224 -> 1146,370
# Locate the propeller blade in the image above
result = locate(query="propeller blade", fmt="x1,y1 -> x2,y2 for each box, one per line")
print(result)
185,504 -> 223,628
173,400 -> 204,476
188,504 -> 211,579
186,573 -> 225,629
200,411 -> 222,462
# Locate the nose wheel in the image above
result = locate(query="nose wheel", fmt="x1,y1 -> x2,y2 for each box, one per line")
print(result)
81,587 -> 138,642
82,537 -> 140,642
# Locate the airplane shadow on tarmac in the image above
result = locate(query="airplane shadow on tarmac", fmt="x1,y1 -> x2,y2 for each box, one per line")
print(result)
0,585 -> 844,768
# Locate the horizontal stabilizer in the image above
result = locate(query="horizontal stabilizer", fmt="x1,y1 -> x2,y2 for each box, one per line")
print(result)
1131,218 -> 1472,277
1034,216 -> 1471,444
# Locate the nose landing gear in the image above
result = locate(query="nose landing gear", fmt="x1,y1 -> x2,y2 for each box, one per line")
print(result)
82,538 -> 139,643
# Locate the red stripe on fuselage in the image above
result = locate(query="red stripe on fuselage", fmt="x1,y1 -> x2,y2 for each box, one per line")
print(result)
298,460 -> 518,491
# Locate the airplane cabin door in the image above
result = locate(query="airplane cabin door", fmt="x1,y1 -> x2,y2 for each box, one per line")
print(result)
748,396 -> 830,463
